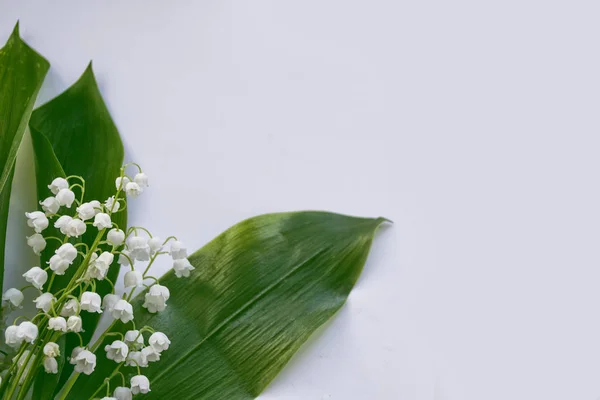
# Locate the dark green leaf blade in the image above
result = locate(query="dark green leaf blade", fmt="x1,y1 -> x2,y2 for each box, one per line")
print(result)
0,22 -> 49,292
29,65 -> 126,399
69,211 -> 386,400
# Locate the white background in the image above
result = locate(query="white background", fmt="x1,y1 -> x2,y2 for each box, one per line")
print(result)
1,1 -> 600,399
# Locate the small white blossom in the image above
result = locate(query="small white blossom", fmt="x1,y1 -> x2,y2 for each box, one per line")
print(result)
3,288 -> 24,308
69,346 -> 84,365
40,196 -> 60,215
87,252 -> 114,280
93,212 -> 112,230
115,176 -> 130,191
102,294 -> 120,313
48,316 -> 67,332
23,266 -> 48,290
100,397 -> 116,400
169,241 -> 187,260
149,332 -> 171,352
44,342 -> 60,357
127,236 -> 150,261
49,254 -> 70,275
113,387 -> 132,400
107,228 -> 125,247
148,237 -> 162,253
80,292 -> 102,313
125,351 -> 148,368
48,177 -> 69,194
76,200 -> 101,220
67,315 -> 83,332
124,330 -> 144,349
143,284 -> 170,313
125,182 -> 142,198
54,215 -> 73,235
141,346 -> 160,362
105,340 -> 129,363
34,292 -> 56,313
5,325 -> 22,348
111,299 -> 134,323
56,243 -> 78,262
25,211 -> 49,233
105,196 -> 121,213
73,349 -> 96,375
61,298 -> 79,317
44,357 -> 58,374
130,375 -> 151,394
17,321 -> 38,343
26,233 -> 47,255
118,250 -> 133,267
56,188 -> 75,208
66,218 -> 86,237
173,258 -> 195,278
124,270 -> 143,288
134,172 -> 149,188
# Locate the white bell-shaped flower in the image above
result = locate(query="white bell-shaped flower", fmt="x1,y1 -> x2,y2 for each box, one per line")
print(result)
115,176 -> 130,191
173,259 -> 195,278
134,172 -> 148,188
67,316 -> 83,332
56,188 -> 76,208
76,200 -> 101,220
48,177 -> 69,194
105,340 -> 129,363
113,386 -> 133,400
54,215 -> 73,235
80,292 -> 102,313
73,349 -> 96,375
3,288 -> 24,308
40,196 -> 60,215
125,182 -> 142,198
105,195 -> 121,213
26,233 -> 46,255
48,254 -> 69,275
17,321 -> 38,343
148,237 -> 163,254
48,317 -> 67,332
69,346 -> 84,365
66,218 -> 86,237
118,250 -> 133,267
44,356 -> 58,374
107,228 -> 125,247
60,298 -> 79,317
23,266 -> 48,290
102,294 -> 120,313
130,375 -> 151,394
56,243 -> 78,263
34,292 -> 56,313
142,284 -> 170,313
5,325 -> 22,348
149,332 -> 171,352
93,213 -> 112,230
124,270 -> 143,288
25,211 -> 49,233
44,342 -> 60,357
87,252 -> 114,280
125,351 -> 148,368
141,346 -> 160,362
124,330 -> 145,350
169,241 -> 187,260
127,236 -> 150,261
111,299 -> 134,323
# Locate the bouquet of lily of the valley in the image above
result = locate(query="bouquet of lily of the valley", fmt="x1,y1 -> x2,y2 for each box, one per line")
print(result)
0,24 -> 387,400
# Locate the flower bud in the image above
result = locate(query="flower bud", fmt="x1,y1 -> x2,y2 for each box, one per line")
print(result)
107,228 -> 125,247
44,356 -> 58,374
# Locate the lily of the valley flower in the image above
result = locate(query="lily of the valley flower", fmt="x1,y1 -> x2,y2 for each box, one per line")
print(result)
54,215 -> 73,235
111,299 -> 134,323
134,172 -> 148,189
60,299 -> 79,317
48,316 -> 67,332
105,196 -> 121,213
87,252 -> 114,280
105,340 -> 129,363
76,200 -> 101,220
73,349 -> 96,375
26,233 -> 46,255
67,316 -> 83,332
169,240 -> 187,260
107,228 -> 125,247
25,211 -> 49,233
55,188 -> 76,208
125,182 -> 142,197
124,270 -> 143,288
2,288 -> 24,308
102,294 -> 120,313
173,258 -> 195,278
17,321 -> 38,343
43,342 -> 60,357
148,237 -> 162,254
127,236 -> 150,261
48,177 -> 68,194
142,284 -> 170,313
125,351 -> 148,368
80,292 -> 102,313
130,375 -> 151,394
56,243 -> 78,262
118,250 -> 133,267
113,386 -> 133,400
66,218 -> 86,237
44,357 -> 58,374
115,176 -> 130,191
149,332 -> 171,352
4,325 -> 21,348
48,254 -> 70,275
141,346 -> 160,362
124,330 -> 144,350
23,267 -> 48,290
34,292 -> 56,313
40,196 -> 60,215
93,212 -> 112,230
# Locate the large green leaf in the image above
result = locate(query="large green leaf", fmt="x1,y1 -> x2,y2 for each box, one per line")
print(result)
69,211 -> 386,399
0,22 -> 49,292
28,64 -> 126,399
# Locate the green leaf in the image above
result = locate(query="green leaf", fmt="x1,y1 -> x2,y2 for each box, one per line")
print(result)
28,64 -> 126,399
0,22 -> 49,292
69,211 -> 386,400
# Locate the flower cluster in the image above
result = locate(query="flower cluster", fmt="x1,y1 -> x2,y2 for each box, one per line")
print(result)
1,165 -> 191,398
